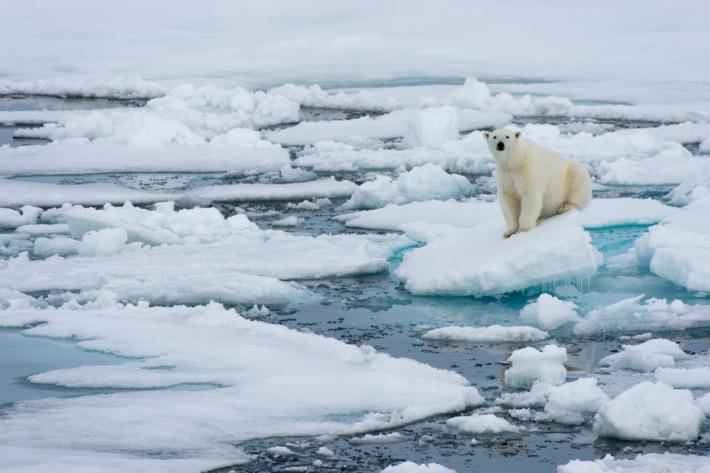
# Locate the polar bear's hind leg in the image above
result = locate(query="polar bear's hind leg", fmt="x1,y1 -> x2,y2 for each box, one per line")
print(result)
558,163 -> 592,214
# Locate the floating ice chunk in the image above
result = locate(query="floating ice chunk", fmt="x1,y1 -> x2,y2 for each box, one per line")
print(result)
33,236 -> 80,257
77,228 -> 128,257
339,198 -> 677,234
265,109 -> 509,146
184,178 -> 357,203
344,164 -> 473,210
0,303 -> 484,471
0,231 -> 413,294
634,196 -> 710,292
401,106 -> 460,149
669,160 -> 710,205
98,272 -> 313,306
696,393 -> 710,414
245,305 -> 271,317
267,446 -> 296,457
0,206 -> 42,229
573,295 -> 710,335
594,381 -> 705,441
316,446 -> 334,457
447,77 -> 491,109
381,462 -> 457,473
422,325 -> 548,343
504,345 -> 567,389
15,223 -> 70,235
599,339 -> 688,372
61,202 -> 255,245
349,432 -> 403,445
0,141 -> 290,176
338,200 -> 498,234
558,453 -> 710,473
520,294 -> 580,330
396,212 -> 601,296
446,414 -> 519,434
272,216 -> 304,227
543,378 -> 609,425
654,368 -> 710,389
580,198 -> 679,228
0,178 -> 175,208
496,383 -> 553,408
0,75 -> 166,99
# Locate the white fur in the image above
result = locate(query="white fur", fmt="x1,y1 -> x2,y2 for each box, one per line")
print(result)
483,128 -> 592,238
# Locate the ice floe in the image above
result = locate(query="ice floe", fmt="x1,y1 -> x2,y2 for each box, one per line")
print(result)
343,164 -> 473,210
558,453 -> 710,473
446,414 -> 519,434
594,381 -> 705,441
381,462 -> 457,473
636,196 -> 710,293
422,325 -> 548,343
573,295 -> 710,336
396,212 -> 601,296
519,294 -> 580,330
599,339 -> 689,372
0,302 -> 484,471
504,345 -> 568,389
339,198 -> 677,235
0,206 -> 42,229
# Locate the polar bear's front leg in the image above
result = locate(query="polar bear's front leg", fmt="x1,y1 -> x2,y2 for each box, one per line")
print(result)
518,192 -> 543,232
499,192 -> 520,238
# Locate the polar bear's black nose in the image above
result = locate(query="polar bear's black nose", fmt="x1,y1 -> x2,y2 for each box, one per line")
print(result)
496,141 -> 505,151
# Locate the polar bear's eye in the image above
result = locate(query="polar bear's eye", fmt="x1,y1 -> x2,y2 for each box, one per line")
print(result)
493,136 -> 497,140
506,135 -> 509,139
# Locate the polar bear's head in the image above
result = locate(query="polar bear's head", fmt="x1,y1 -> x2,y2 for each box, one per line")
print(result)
482,128 -> 521,160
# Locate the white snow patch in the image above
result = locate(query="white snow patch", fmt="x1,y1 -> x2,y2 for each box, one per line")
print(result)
558,453 -> 710,473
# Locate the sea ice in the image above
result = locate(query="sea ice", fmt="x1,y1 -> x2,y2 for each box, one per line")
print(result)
343,164 -> 474,210
599,339 -> 689,372
558,453 -> 710,473
635,196 -> 710,293
381,462 -> 457,473
422,325 -> 549,343
519,294 -> 580,330
573,295 -> 710,336
0,206 -> 42,229
594,381 -> 705,442
396,212 -> 601,296
504,345 -> 568,389
0,302 -> 485,471
446,414 -> 519,434
401,106 -> 460,149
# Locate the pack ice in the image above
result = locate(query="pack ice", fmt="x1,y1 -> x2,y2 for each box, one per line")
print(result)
396,212 -> 601,296
0,302 -> 484,472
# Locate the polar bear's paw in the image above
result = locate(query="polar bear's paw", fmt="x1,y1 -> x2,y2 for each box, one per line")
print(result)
502,228 -> 518,238
557,203 -> 576,214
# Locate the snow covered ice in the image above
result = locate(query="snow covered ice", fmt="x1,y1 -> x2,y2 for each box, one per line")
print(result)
396,212 -> 601,296
2,1 -> 710,471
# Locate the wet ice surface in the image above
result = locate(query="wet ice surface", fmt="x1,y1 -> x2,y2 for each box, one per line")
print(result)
1,89 -> 710,473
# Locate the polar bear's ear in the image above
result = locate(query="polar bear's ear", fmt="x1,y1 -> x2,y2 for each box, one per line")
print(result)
482,131 -> 490,139
514,131 -> 521,139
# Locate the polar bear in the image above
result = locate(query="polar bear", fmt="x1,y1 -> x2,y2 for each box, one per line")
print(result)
483,128 -> 592,238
